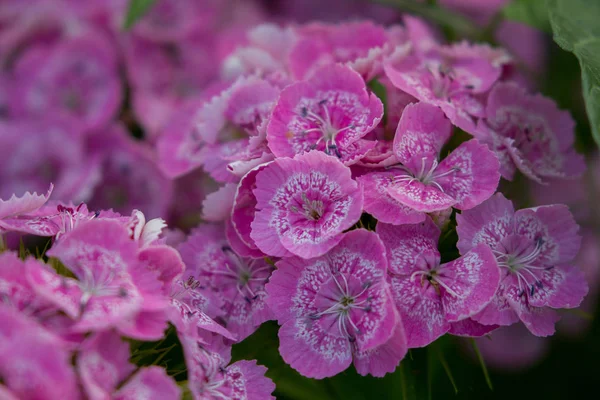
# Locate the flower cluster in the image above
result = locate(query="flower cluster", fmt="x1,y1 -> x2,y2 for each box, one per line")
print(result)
0,0 -> 595,398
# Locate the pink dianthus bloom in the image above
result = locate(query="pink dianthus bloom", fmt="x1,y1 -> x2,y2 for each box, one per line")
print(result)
0,305 -> 79,400
251,151 -> 363,259
384,42 -> 503,134
11,33 -> 121,132
377,218 -> 500,348
267,64 -> 383,165
180,333 -> 275,400
457,193 -> 588,336
158,76 -> 278,180
358,102 -> 500,224
474,82 -> 585,182
26,219 -> 168,337
266,229 -> 406,378
177,224 -> 274,341
78,331 -> 180,400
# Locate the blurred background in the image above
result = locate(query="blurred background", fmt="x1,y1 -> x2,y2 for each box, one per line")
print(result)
0,0 -> 598,399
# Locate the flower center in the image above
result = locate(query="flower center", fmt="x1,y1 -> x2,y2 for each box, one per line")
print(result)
310,271 -> 373,341
410,267 -> 459,297
290,192 -> 325,222
388,157 -> 459,192
494,238 -> 549,297
428,63 -> 476,99
217,247 -> 273,303
300,99 -> 354,158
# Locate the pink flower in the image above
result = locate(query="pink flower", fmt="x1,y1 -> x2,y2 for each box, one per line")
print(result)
11,33 -> 121,132
384,43 -> 502,134
377,218 -> 500,347
77,331 -> 135,399
0,252 -> 78,340
0,119 -> 100,203
158,76 -> 278,180
27,219 -> 169,337
288,21 -> 389,80
78,331 -> 180,400
88,125 -> 174,219
180,333 -> 275,399
177,224 -> 274,340
0,201 -> 105,239
457,193 -> 588,336
221,23 -> 297,81
357,102 -> 500,222
266,64 -> 383,165
124,37 -> 217,136
251,151 -> 363,259
266,229 -> 405,378
0,305 -> 79,400
475,82 -> 585,182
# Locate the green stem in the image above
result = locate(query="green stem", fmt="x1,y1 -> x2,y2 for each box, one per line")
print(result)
370,0 -> 484,41
470,339 -> 493,390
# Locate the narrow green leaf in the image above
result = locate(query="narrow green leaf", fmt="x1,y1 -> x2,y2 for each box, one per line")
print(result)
502,0 -> 550,32
436,346 -> 458,394
399,362 -> 409,400
470,339 -> 493,391
547,0 -> 600,146
564,307 -> 594,320
123,0 -> 156,30
427,348 -> 434,400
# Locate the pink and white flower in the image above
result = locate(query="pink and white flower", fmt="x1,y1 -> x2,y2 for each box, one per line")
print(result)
475,82 -> 586,182
266,229 -> 406,378
358,102 -> 500,223
267,64 -> 383,165
251,151 -> 363,259
377,218 -> 500,347
457,193 -> 588,336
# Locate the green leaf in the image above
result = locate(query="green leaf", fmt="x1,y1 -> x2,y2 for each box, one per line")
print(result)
502,0 -> 550,32
548,0 -> 600,146
470,339 -> 493,391
123,0 -> 156,30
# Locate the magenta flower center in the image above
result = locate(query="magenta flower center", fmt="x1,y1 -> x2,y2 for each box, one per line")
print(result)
310,272 -> 372,341
300,100 -> 354,158
390,157 -> 459,192
218,247 -> 272,302
494,235 -> 548,297
409,266 -> 459,297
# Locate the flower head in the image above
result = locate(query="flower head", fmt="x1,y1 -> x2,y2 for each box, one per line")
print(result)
377,218 -> 500,347
251,151 -> 363,258
178,224 -> 274,340
28,220 -> 146,334
266,229 -> 404,378
11,33 -> 121,132
384,43 -> 502,133
267,64 -> 383,165
457,193 -> 588,336
180,333 -> 275,399
475,82 -> 585,182
358,102 -> 500,221
0,305 -> 79,400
